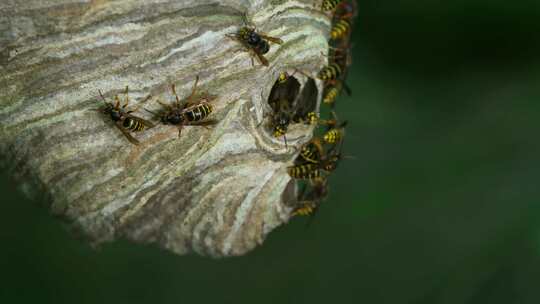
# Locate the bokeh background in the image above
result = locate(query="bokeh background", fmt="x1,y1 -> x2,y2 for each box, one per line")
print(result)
2,0 -> 540,303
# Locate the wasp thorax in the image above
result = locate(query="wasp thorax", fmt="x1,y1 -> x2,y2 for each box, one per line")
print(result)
247,31 -> 261,45
164,113 -> 183,125
109,109 -> 123,121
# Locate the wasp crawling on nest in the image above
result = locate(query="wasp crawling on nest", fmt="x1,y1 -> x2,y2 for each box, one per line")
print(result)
292,179 -> 329,221
322,0 -> 357,107
288,111 -> 350,219
98,87 -> 154,145
266,71 -> 301,142
226,12 -> 283,67
147,76 -> 218,137
329,0 -> 357,41
265,72 -> 319,147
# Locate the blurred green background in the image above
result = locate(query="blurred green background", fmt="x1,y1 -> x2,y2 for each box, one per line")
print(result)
2,1 -> 540,303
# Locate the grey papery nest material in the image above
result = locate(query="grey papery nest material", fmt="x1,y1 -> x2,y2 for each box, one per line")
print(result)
0,0 -> 329,257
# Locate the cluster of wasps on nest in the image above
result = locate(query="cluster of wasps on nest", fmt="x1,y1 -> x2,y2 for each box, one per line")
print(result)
95,1 -> 357,222
282,0 -> 358,222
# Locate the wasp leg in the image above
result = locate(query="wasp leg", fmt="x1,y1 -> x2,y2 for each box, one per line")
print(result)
114,95 -> 121,109
98,90 -> 108,104
170,84 -> 184,109
185,76 -> 200,106
252,49 -> 269,66
123,86 -> 130,108
177,124 -> 184,138
241,12 -> 256,28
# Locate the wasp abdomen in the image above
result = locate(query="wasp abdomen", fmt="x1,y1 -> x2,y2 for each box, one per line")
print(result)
322,0 -> 342,11
292,202 -> 317,216
300,145 -> 321,164
288,164 -> 320,180
324,129 -> 342,144
123,117 -> 145,132
331,19 -> 351,40
318,63 -> 342,81
323,86 -> 340,105
186,104 -> 213,122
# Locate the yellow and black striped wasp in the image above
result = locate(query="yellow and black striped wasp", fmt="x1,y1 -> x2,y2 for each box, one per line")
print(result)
322,78 -> 351,107
98,87 -> 154,145
226,12 -> 283,67
291,179 -> 328,219
319,111 -> 348,144
329,0 -> 357,41
266,72 -> 301,144
296,137 -> 324,164
319,47 -> 352,108
149,76 -> 217,137
288,144 -> 344,180
292,77 -> 319,125
318,46 -> 351,83
288,118 -> 347,180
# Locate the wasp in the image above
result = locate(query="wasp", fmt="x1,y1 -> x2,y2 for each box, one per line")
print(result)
322,78 -> 352,106
296,138 -> 324,164
98,87 -> 154,145
319,111 -> 348,144
292,78 -> 319,125
266,72 -> 301,142
150,76 -> 217,137
329,1 -> 357,41
292,201 -> 317,216
288,132 -> 346,180
226,12 -> 283,67
330,18 -> 351,41
291,179 -> 328,220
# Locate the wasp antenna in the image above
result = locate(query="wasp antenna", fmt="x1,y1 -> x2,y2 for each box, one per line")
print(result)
124,86 -> 130,107
140,94 -> 152,104
186,75 -> 199,105
114,95 -> 120,109
98,90 -> 107,103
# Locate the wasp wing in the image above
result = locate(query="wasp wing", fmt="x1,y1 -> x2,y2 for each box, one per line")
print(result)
258,34 -> 283,44
126,114 -> 155,128
293,78 -> 318,122
267,74 -> 301,111
115,120 -> 140,145
185,119 -> 218,126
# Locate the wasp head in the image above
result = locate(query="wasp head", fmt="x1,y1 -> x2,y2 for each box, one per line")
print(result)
271,112 -> 290,137
278,72 -> 289,84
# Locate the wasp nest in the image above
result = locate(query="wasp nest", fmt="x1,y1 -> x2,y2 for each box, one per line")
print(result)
0,1 -> 330,257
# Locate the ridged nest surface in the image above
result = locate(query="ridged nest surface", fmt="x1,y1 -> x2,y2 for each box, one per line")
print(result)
0,0 -> 329,257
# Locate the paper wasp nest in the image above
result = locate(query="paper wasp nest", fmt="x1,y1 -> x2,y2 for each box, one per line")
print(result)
0,0 -> 329,257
